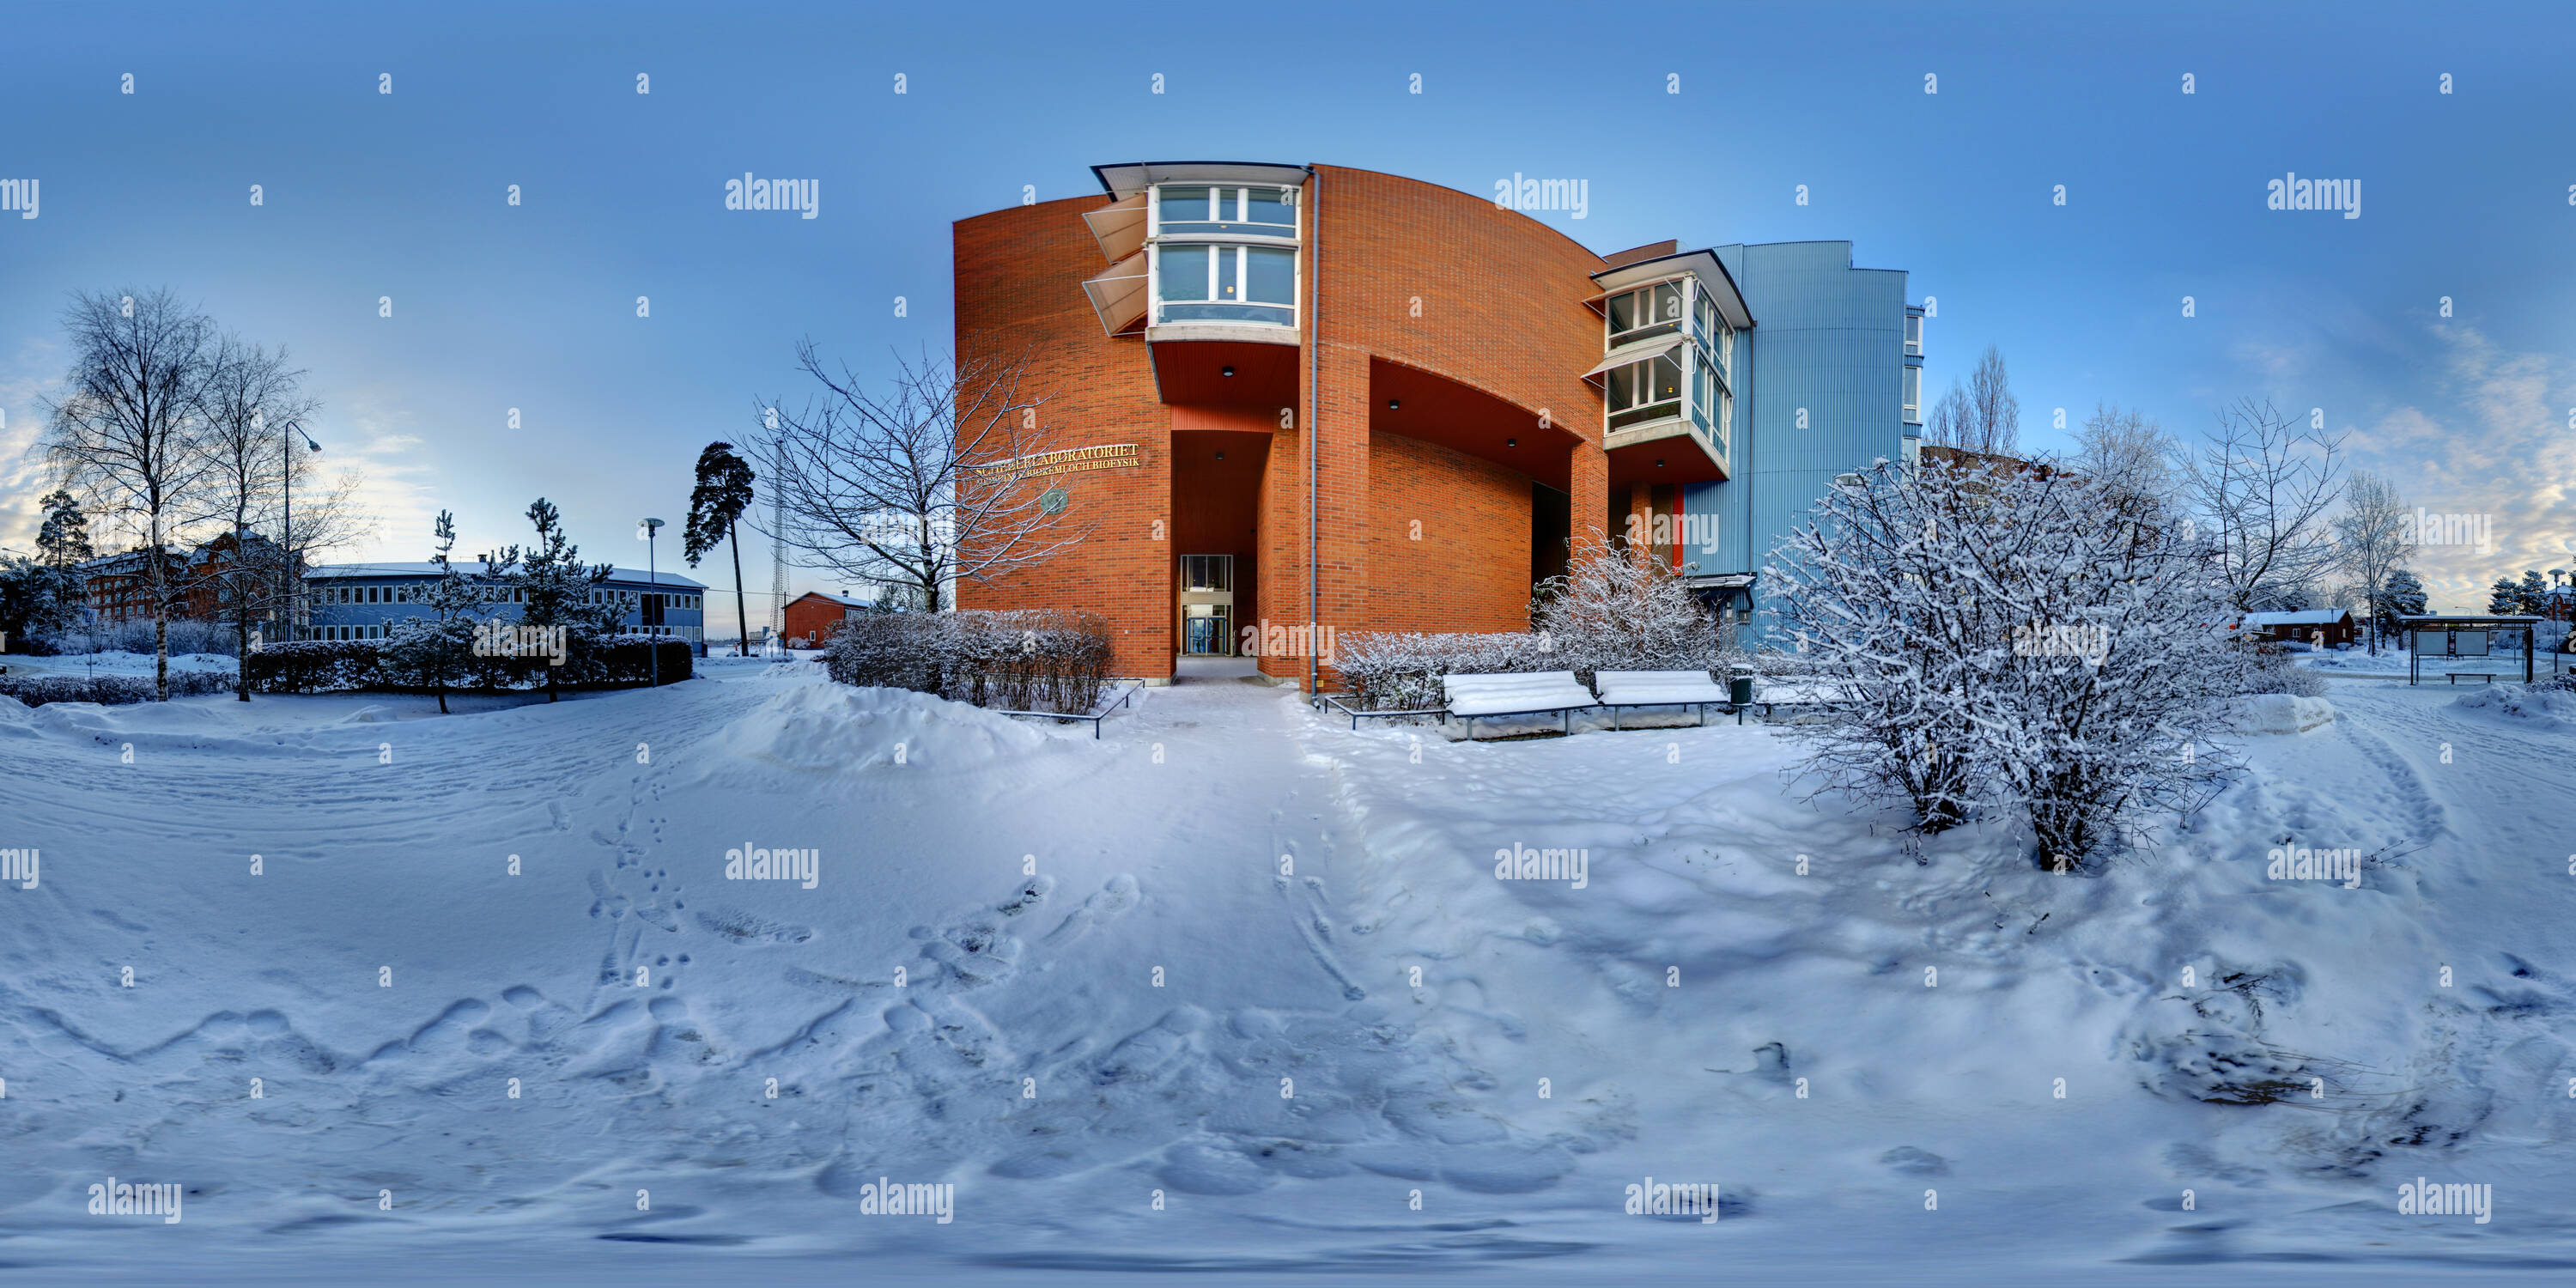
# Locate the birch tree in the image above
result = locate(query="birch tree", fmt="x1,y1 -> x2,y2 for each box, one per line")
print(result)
38,289 -> 218,701
754,342 -> 1081,612
2178,398 -> 2347,612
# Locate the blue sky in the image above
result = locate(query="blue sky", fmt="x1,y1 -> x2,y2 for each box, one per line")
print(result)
3,0 -> 2571,620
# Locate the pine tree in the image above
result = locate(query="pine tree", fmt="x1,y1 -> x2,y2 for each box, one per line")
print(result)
496,498 -> 616,702
35,489 -> 94,569
2487,576 -> 2521,615
2379,568 -> 2427,641
2516,569 -> 2549,616
683,441 -> 756,656
382,510 -> 495,714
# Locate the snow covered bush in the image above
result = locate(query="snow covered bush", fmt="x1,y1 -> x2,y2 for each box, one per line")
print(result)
823,610 -> 1109,714
247,640 -> 385,693
1531,535 -> 1730,675
38,617 -> 240,659
2239,643 -> 2330,697
0,669 -> 234,707
1771,457 -> 2246,863
1335,543 -> 1728,712
1330,631 -> 1559,712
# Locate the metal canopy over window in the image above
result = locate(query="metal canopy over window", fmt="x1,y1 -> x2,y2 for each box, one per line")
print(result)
1583,334 -> 1686,380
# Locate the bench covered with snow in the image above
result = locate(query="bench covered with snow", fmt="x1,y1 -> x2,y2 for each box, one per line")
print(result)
1443,671 -> 1599,738
1592,669 -> 1729,727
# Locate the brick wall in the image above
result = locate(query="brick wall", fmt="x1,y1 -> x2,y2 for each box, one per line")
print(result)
957,167 -> 1618,690
954,196 -> 1173,679
1369,431 -> 1531,635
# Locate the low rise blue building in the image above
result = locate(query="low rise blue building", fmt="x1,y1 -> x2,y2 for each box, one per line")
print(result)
1677,240 -> 1923,644
301,562 -> 708,648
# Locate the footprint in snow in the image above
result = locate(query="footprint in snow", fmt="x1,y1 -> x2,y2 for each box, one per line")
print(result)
1043,874 -> 1140,945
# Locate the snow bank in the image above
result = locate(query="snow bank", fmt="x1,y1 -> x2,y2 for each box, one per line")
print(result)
2229,693 -> 2335,733
2450,680 -> 2576,732
715,678 -> 1054,773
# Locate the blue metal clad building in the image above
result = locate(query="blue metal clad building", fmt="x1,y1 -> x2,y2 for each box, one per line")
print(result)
1681,241 -> 1922,643
301,563 -> 709,648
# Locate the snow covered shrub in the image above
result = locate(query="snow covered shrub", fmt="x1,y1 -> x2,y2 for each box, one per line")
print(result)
578,636 -> 696,688
823,610 -> 1108,714
1334,542 -> 1727,712
1330,631 -> 1558,711
49,617 -> 240,658
962,609 -> 1109,714
2239,643 -> 2330,697
0,669 -> 233,706
1531,534 -> 1730,675
1772,458 -> 2245,861
1769,462 -> 2003,832
247,640 -> 385,693
823,612 -> 950,693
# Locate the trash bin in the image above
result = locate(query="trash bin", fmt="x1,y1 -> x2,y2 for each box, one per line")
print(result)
1728,675 -> 1754,724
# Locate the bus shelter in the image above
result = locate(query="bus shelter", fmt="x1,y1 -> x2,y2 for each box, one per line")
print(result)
2398,614 -> 2541,685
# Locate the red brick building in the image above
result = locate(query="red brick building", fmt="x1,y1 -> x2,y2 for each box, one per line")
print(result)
781,591 -> 870,648
955,161 -> 1757,689
77,533 -> 298,633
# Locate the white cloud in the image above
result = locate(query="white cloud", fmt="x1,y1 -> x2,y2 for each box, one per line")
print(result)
2349,326 -> 2576,611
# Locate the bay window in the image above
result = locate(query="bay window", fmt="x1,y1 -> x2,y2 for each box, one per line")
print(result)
1606,279 -> 1686,346
1607,351 -> 1685,430
1155,243 -> 1297,325
1154,185 -> 1298,240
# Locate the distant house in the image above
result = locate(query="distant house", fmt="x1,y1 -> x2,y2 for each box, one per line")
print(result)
781,592 -> 872,647
2239,608 -> 2355,647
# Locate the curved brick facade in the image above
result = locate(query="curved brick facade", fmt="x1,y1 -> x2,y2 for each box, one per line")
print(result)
955,165 -> 1618,688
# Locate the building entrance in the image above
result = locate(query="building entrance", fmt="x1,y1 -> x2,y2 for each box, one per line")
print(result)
1180,555 -> 1235,656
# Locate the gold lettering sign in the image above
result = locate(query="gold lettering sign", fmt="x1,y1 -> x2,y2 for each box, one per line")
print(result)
968,442 -> 1142,482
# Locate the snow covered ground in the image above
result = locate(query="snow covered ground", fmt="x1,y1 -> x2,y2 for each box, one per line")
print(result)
3,659 -> 2574,1285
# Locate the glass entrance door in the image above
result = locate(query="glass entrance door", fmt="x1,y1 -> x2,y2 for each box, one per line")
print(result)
1180,555 -> 1235,656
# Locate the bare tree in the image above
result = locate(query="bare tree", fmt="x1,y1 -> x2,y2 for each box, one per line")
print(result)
1924,345 -> 2020,457
2071,402 -> 2177,508
753,342 -> 1081,613
38,289 -> 218,700
197,335 -> 318,698
2178,398 -> 2348,613
2333,470 -> 2409,655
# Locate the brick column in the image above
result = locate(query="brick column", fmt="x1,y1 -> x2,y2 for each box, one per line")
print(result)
1570,440 -> 1608,551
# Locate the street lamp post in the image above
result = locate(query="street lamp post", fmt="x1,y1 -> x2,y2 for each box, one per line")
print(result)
281,422 -> 321,640
640,518 -> 665,687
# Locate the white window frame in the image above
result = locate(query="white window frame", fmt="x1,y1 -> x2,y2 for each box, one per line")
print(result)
1905,313 -> 1923,356
1149,184 -> 1300,242
1148,241 -> 1300,329
1903,365 -> 1921,423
